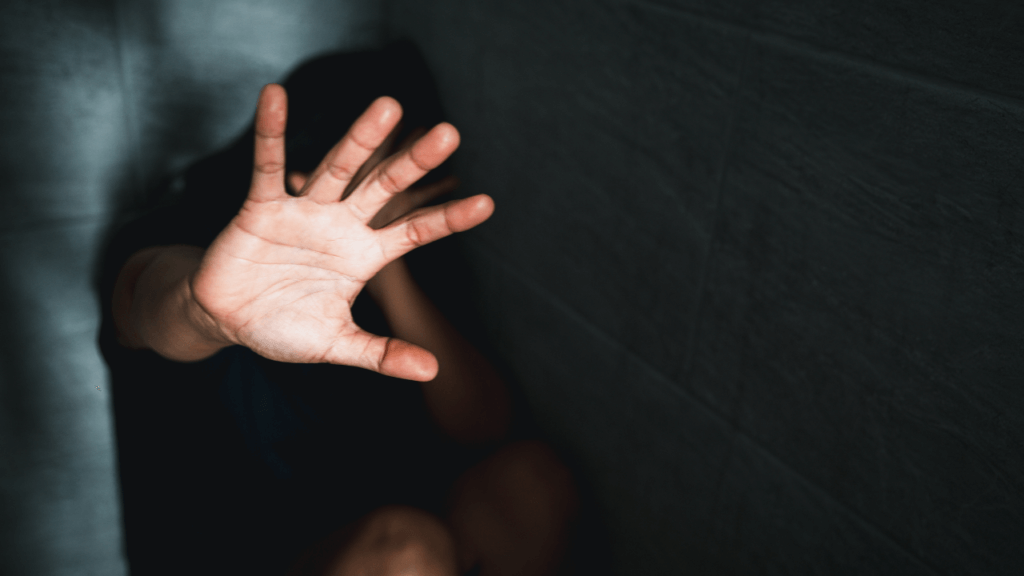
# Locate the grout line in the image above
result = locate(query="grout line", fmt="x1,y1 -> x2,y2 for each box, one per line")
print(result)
464,239 -> 944,576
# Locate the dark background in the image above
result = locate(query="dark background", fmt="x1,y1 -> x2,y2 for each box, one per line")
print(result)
2,0 -> 1023,575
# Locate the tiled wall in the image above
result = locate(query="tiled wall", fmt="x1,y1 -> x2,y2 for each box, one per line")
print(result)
0,1 -> 382,574
387,1 -> 1024,574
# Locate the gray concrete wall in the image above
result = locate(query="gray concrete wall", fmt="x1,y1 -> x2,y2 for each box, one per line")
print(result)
0,2 -> 383,574
386,1 -> 1024,574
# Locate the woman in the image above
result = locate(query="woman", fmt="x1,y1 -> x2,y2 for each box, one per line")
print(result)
99,41 -> 576,576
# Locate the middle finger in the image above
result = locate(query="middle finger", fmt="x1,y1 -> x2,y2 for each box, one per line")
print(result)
343,122 -> 460,224
302,96 -> 402,204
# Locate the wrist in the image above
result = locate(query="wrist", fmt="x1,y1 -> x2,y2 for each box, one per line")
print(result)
181,272 -> 234,353
132,246 -> 233,362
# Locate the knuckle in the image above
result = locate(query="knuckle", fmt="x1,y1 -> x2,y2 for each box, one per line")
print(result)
378,166 -> 403,195
386,540 -> 436,575
442,203 -> 457,233
254,160 -> 284,175
408,147 -> 433,172
404,219 -> 429,247
348,127 -> 381,153
358,507 -> 454,575
375,337 -> 392,373
327,162 -> 356,182
345,201 -> 372,224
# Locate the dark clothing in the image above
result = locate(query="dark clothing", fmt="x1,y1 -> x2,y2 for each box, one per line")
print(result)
97,42 -> 477,576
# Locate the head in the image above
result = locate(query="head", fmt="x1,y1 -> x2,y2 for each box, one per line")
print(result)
280,40 -> 449,189
173,40 -> 448,247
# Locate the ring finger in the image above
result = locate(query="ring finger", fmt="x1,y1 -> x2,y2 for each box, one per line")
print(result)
343,122 -> 460,224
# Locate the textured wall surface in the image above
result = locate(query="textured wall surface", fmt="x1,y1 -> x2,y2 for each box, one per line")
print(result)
0,1 -> 383,574
387,1 -> 1024,574
4,0 -> 1024,574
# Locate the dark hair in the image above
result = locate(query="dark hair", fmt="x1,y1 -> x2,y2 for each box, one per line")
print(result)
169,39 -> 449,249
282,39 -> 446,174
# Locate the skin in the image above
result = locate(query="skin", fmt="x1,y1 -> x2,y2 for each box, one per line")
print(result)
289,441 -> 578,576
115,84 -> 493,380
113,84 -> 577,575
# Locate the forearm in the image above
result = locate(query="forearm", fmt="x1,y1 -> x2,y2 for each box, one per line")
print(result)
113,245 -> 230,362
367,259 -> 511,445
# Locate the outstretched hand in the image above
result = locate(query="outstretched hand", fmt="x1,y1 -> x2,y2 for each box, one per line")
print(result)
188,84 -> 493,381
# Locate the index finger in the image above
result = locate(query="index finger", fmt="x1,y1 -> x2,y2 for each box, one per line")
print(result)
302,96 -> 403,204
344,122 -> 460,224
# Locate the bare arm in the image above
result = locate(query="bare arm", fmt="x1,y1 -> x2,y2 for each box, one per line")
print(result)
112,245 -> 227,362
366,258 -> 511,445
110,84 -> 494,380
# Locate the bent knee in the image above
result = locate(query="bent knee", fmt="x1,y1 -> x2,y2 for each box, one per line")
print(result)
337,506 -> 459,576
487,441 -> 579,524
359,505 -> 457,557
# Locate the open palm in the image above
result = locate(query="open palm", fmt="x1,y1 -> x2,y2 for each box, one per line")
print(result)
189,84 -> 493,381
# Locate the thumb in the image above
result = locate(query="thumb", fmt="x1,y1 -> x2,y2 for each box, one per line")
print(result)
327,329 -> 439,381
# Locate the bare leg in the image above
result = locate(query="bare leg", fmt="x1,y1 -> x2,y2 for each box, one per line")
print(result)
287,442 -> 576,576
447,441 -> 578,576
288,506 -> 460,576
